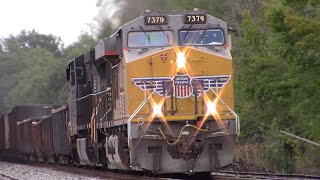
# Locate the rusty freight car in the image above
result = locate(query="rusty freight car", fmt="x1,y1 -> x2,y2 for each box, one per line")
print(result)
32,117 -> 44,162
4,105 -> 58,151
52,105 -> 70,165
0,115 -> 4,151
41,115 -> 55,163
17,117 -> 37,160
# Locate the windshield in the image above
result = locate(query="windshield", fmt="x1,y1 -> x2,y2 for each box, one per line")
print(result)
179,29 -> 224,46
128,31 -> 174,48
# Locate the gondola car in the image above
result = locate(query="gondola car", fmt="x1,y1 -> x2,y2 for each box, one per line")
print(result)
0,115 -> 5,154
52,105 -> 70,165
2,106 -> 58,154
31,115 -> 56,163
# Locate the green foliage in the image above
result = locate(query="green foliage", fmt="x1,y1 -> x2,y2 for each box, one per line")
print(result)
63,34 -> 97,59
266,0 -> 320,140
235,9 -> 291,142
235,0 -> 320,141
234,0 -> 320,173
1,30 -> 62,56
4,48 -> 65,106
0,31 -> 96,112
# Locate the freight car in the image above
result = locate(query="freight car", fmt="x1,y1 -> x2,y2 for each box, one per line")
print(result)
0,115 -> 4,153
0,9 -> 239,175
32,117 -> 44,162
31,115 -> 56,163
0,105 -> 58,158
51,105 -> 70,165
17,117 -> 36,160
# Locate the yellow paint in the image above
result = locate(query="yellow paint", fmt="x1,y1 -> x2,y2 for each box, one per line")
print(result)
126,47 -> 234,122
131,114 -> 236,122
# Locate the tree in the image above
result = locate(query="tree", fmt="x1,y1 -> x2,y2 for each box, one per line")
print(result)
1,30 -> 62,56
266,0 -> 320,140
0,30 -> 65,112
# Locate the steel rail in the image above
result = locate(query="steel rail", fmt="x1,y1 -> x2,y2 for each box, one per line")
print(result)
213,171 -> 320,179
0,172 -> 18,180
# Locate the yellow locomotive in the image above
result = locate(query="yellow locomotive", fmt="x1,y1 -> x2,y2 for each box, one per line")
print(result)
67,9 -> 239,174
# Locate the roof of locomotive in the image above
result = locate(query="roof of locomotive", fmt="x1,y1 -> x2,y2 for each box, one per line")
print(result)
111,9 -> 228,37
66,9 -> 230,64
109,9 -> 229,53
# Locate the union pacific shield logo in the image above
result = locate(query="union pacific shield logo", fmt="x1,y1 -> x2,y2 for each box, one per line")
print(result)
173,74 -> 192,98
132,74 -> 231,99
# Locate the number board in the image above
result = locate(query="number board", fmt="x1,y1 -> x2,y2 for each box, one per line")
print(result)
145,16 -> 167,25
184,14 -> 206,24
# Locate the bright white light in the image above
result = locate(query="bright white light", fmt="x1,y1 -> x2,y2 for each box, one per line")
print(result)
177,52 -> 186,69
153,104 -> 162,116
206,101 -> 217,115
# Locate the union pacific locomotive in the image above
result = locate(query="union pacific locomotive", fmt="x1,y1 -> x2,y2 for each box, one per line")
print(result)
0,10 -> 239,174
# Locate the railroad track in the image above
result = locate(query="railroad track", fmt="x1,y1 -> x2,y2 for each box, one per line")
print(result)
2,160 -> 320,180
212,171 -> 320,180
0,172 -> 18,180
16,161 -> 169,180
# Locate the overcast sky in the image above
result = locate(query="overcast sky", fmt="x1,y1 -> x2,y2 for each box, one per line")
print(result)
0,0 -> 98,45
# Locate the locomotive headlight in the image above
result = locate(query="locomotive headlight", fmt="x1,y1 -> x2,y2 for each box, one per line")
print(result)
153,104 -> 162,116
206,101 -> 218,115
176,52 -> 186,69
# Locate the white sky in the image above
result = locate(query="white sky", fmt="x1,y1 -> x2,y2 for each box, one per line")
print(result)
0,0 -> 98,45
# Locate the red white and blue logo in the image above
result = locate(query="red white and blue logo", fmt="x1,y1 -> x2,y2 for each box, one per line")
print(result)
173,74 -> 192,98
132,74 -> 231,99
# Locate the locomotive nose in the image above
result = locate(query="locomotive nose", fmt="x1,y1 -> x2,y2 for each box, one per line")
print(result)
174,140 -> 203,159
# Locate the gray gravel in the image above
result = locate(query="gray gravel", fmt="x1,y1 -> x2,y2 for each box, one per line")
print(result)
0,161 -> 111,180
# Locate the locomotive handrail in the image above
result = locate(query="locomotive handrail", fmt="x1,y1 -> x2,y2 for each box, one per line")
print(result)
127,88 -> 157,146
210,88 -> 240,135
75,88 -> 111,102
127,90 -> 157,135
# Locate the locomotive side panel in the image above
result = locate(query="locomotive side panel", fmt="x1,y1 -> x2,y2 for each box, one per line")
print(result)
67,59 -> 79,136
